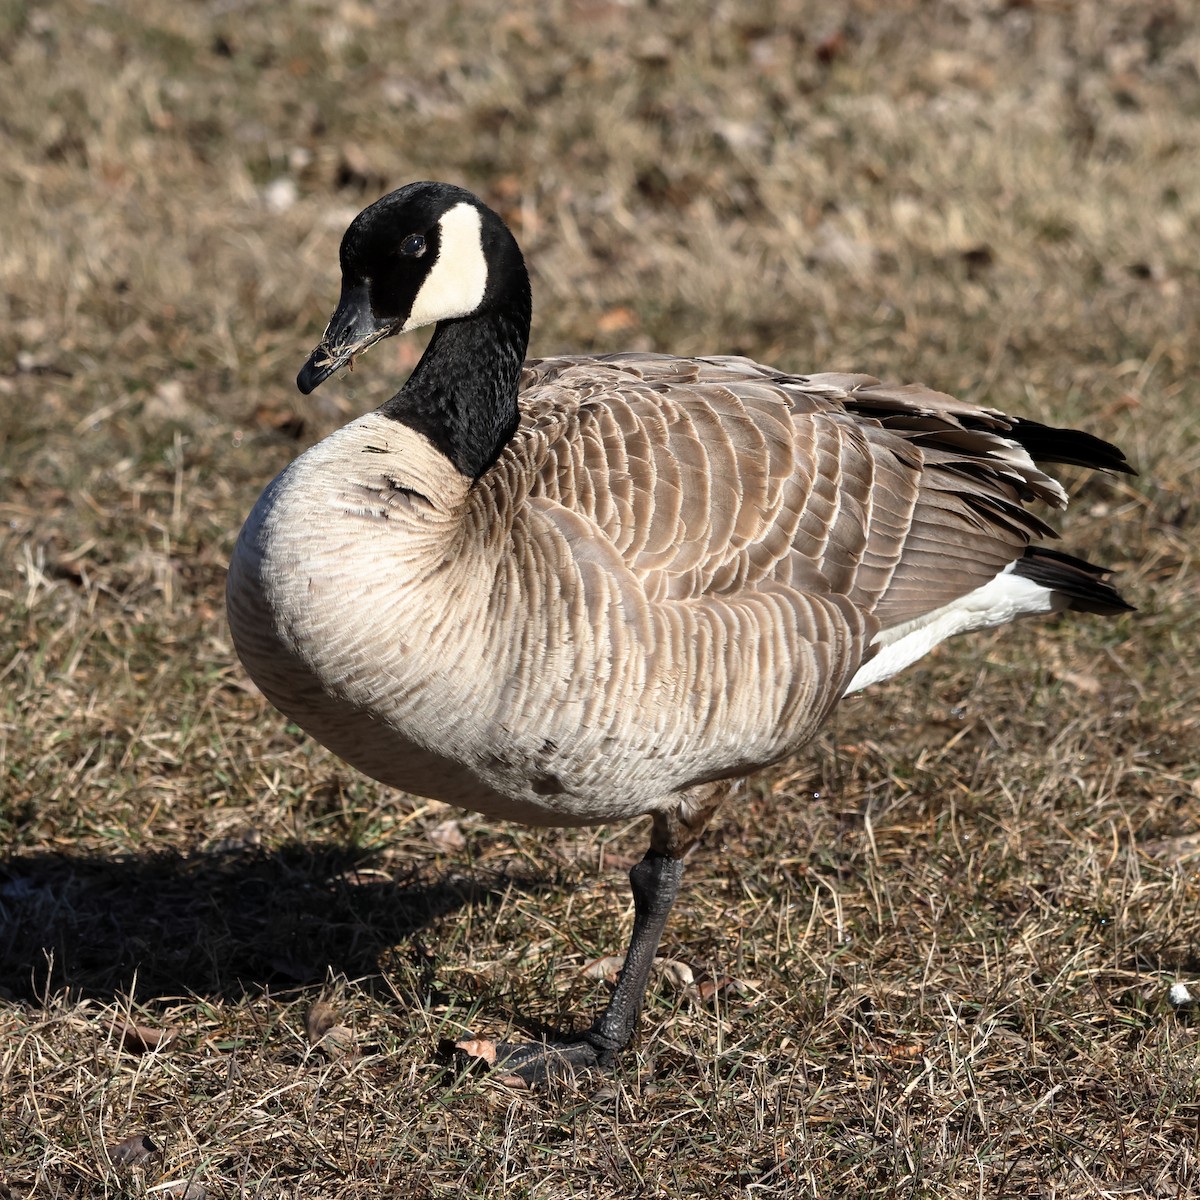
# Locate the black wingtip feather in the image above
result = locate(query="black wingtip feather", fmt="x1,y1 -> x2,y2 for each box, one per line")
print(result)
1008,418 -> 1136,476
1012,546 -> 1135,615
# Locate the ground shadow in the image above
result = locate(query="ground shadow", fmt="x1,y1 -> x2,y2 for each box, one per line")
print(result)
0,842 -> 552,1004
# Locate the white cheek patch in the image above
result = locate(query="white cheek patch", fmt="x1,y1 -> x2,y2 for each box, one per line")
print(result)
403,202 -> 489,331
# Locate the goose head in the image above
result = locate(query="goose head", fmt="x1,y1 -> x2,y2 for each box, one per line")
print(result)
296,181 -> 526,395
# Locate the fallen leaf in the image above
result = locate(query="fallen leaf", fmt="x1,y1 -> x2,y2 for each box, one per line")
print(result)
114,1020 -> 178,1053
306,1001 -> 357,1057
427,818 -> 466,853
108,1133 -> 158,1167
883,1042 -> 925,1060
494,1071 -> 529,1089
320,1025 -> 357,1057
657,959 -> 695,989
1056,669 -> 1102,696
306,1001 -> 339,1044
698,976 -> 735,1001
455,1037 -> 498,1065
161,1184 -> 206,1200
582,955 -> 625,981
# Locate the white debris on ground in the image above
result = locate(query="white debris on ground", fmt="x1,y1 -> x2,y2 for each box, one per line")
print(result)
1168,982 -> 1195,1009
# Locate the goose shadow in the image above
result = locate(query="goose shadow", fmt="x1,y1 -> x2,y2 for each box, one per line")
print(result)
0,841 -> 553,1005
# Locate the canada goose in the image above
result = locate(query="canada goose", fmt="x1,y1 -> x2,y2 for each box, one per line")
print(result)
227,181 -> 1132,1075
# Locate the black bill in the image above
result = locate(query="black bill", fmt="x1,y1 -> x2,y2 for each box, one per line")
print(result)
296,282 -> 395,394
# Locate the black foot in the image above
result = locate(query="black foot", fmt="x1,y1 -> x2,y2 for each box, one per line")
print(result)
449,844 -> 690,1085
494,1036 -> 605,1081
450,1031 -> 615,1083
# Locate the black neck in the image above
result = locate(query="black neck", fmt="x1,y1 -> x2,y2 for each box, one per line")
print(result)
380,282 -> 531,481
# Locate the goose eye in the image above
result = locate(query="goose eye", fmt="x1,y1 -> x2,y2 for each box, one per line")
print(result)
400,233 -> 427,258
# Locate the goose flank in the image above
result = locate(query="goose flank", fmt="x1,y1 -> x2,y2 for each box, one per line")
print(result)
227,181 -> 1133,1075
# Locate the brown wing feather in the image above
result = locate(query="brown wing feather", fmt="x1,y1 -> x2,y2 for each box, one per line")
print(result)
515,354 -> 1063,622
458,351 -> 1103,798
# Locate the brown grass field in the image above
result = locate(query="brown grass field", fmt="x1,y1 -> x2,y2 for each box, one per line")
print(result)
2,0 -> 1199,1195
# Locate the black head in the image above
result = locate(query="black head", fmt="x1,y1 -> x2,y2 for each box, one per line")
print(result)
297,182 -> 524,394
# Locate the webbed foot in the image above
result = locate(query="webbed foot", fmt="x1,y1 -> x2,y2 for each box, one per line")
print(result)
448,802 -> 728,1085
451,1030 -> 611,1082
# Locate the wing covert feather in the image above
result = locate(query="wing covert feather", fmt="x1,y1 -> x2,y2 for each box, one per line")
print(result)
470,351 -> 1086,794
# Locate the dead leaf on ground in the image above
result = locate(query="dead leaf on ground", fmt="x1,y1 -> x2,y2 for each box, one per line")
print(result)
427,818 -> 466,853
306,1001 -> 356,1056
306,1000 -> 338,1042
161,1185 -> 206,1200
698,976 -> 742,1001
657,958 -> 695,989
582,955 -> 625,981
1055,669 -> 1103,696
494,1071 -> 529,1089
107,1133 -> 158,1167
881,1042 -> 926,1060
114,1019 -> 178,1053
455,1037 -> 498,1065
317,1024 -> 356,1056
320,1024 -> 357,1056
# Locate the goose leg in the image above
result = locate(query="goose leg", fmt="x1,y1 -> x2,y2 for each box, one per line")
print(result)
580,848 -> 685,1062
489,783 -> 730,1080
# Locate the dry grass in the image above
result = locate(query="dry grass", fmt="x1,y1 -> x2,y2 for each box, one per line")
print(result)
2,0 -> 1199,1196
